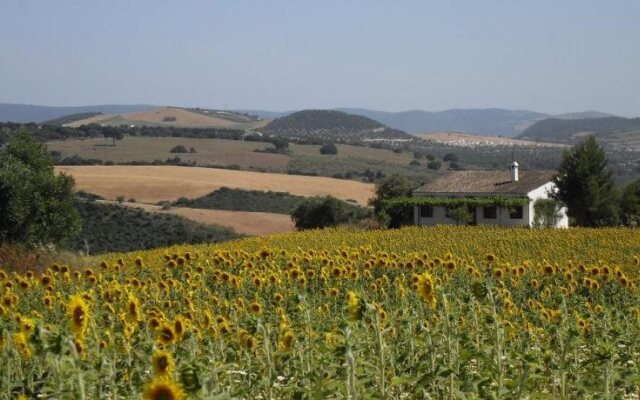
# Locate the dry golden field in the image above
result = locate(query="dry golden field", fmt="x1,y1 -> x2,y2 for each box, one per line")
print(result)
56,165 -> 375,205
100,200 -> 295,236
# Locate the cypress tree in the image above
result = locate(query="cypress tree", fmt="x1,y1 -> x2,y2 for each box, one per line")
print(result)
552,135 -> 619,226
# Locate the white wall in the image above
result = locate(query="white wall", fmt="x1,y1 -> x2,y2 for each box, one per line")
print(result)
414,182 -> 569,228
526,183 -> 569,228
416,204 -> 530,227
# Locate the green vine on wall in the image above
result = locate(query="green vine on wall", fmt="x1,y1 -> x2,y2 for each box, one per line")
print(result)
384,196 -> 530,209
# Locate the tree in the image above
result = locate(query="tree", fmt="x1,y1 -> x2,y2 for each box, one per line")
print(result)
532,199 -> 563,228
0,131 -> 80,245
103,127 -> 124,146
319,143 -> 338,155
271,138 -> 289,152
443,153 -> 458,162
291,196 -> 355,230
448,206 -> 473,226
620,179 -> 640,226
552,135 -> 619,226
369,174 -> 414,228
427,161 -> 441,170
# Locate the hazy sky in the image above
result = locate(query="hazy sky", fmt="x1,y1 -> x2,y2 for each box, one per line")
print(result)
1,1 -> 639,115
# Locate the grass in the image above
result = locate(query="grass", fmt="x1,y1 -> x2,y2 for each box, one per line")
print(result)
47,137 -> 438,183
47,136 -> 290,171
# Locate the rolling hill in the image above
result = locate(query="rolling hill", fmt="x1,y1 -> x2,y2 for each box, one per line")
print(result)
242,107 -> 617,137
517,116 -> 640,147
65,106 -> 266,129
262,109 -> 413,141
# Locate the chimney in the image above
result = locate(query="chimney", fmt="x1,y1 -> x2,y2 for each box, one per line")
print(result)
509,161 -> 519,182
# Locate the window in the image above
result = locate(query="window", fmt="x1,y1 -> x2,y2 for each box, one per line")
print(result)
420,205 -> 433,218
509,206 -> 523,219
483,206 -> 497,219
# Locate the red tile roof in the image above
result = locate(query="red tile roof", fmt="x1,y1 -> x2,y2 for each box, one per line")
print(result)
414,170 -> 555,196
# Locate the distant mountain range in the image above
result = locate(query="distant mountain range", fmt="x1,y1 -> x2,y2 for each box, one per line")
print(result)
0,104 -> 155,123
0,103 -> 619,137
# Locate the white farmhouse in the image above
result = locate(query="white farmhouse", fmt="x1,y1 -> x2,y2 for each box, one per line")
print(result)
412,162 -> 569,227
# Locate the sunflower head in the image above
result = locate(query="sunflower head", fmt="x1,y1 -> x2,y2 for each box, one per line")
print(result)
67,295 -> 89,337
152,350 -> 175,376
143,376 -> 185,400
157,323 -> 177,346
346,291 -> 364,321
279,331 -> 295,351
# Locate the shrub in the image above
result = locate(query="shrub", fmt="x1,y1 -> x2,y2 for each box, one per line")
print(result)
427,161 -> 441,170
291,196 -> 370,230
443,153 -> 458,162
319,143 -> 338,155
170,145 -> 189,153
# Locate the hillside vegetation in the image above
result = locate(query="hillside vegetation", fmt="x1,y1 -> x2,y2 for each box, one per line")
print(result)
67,199 -> 239,254
263,109 -> 413,141
519,116 -> 640,143
2,226 -> 640,398
172,187 -> 308,214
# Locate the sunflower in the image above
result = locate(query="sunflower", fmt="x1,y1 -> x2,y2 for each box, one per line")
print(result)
279,330 -> 295,351
157,323 -> 177,346
249,302 -> 263,315
142,376 -> 185,400
124,293 -> 141,324
346,291 -> 363,321
242,334 -> 258,351
13,332 -> 31,359
67,295 -> 89,337
416,272 -> 437,309
152,349 -> 175,376
173,316 -> 187,339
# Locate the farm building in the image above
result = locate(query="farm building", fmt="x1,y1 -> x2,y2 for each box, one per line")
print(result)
412,162 -> 569,227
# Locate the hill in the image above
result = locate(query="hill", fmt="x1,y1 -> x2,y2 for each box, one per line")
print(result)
245,107 -> 617,137
43,112 -> 103,125
66,106 -> 266,129
262,109 -> 413,141
0,103 -> 154,123
518,116 -> 640,145
338,107 -> 549,137
67,198 -> 239,254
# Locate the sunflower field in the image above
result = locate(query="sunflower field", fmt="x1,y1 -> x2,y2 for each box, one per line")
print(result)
1,226 -> 640,399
